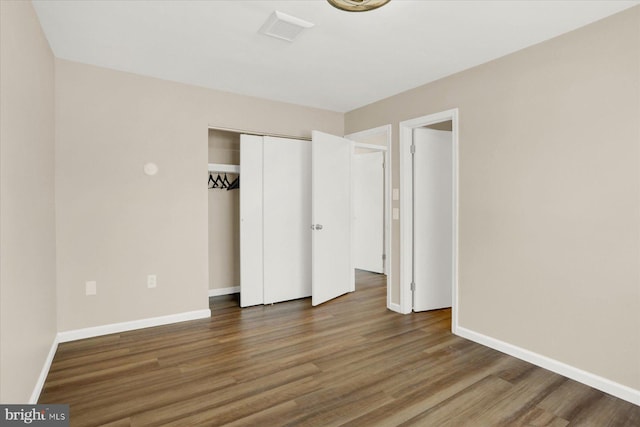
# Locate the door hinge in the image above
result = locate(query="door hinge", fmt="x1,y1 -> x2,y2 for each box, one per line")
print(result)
410,282 -> 415,292
382,253 -> 386,261
410,144 -> 416,154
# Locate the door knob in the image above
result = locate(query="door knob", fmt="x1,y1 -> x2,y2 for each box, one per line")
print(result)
311,224 -> 323,230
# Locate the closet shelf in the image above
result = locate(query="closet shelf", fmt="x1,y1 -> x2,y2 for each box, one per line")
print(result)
208,163 -> 240,173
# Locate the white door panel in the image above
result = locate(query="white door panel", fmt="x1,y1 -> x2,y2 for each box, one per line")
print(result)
263,137 -> 312,303
353,152 -> 384,273
413,128 -> 453,311
311,131 -> 353,306
239,134 -> 264,307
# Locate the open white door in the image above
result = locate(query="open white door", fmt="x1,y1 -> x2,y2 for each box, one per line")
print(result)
412,128 -> 453,311
353,151 -> 384,273
311,131 -> 353,306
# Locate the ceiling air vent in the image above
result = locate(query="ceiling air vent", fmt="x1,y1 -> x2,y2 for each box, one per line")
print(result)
259,11 -> 314,42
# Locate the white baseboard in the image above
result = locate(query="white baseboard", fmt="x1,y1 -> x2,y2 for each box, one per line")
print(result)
29,335 -> 59,404
208,286 -> 240,297
455,326 -> 640,406
57,309 -> 212,343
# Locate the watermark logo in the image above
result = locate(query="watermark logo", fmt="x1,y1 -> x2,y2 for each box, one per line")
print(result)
0,405 -> 68,426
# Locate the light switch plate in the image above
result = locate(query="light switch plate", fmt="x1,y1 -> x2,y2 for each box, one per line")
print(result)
147,274 -> 157,288
86,281 -> 97,296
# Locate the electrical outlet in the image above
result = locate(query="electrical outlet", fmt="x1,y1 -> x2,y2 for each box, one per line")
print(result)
86,281 -> 97,296
147,274 -> 157,288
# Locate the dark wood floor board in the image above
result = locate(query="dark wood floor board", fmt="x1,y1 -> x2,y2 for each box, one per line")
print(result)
398,374 -> 515,426
45,351 -> 163,383
40,361 -> 215,405
223,400 -> 298,427
53,322 -> 213,366
373,310 -> 449,336
295,363 -> 394,407
566,394 -> 640,427
383,345 -> 508,400
128,364 -> 321,426
121,324 -> 237,358
152,340 -> 249,369
510,406 -> 570,427
311,330 -> 432,374
39,271 -> 639,426
324,339 -> 443,385
536,379 -> 604,420
52,334 -> 123,360
99,418 -> 131,427
339,370 -> 498,427
214,312 -> 330,344
339,356 -> 514,427
48,348 -> 132,372
156,377 -> 321,427
44,357 -> 160,390
421,332 -> 471,355
471,369 -> 567,426
69,374 -> 237,426
295,348 -> 505,426
229,338 -> 367,384
286,389 -> 395,427
493,356 -> 539,384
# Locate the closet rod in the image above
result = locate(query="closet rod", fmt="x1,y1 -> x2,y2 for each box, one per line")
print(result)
208,163 -> 240,173
207,125 -> 311,141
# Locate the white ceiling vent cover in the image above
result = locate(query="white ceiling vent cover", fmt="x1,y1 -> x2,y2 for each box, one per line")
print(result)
259,11 -> 314,42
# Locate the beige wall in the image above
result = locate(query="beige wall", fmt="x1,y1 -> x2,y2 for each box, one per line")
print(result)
0,1 -> 57,402
55,59 -> 343,331
208,130 -> 240,290
346,6 -> 640,391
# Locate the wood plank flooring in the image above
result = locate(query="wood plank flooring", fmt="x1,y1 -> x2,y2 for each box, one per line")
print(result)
39,271 -> 640,426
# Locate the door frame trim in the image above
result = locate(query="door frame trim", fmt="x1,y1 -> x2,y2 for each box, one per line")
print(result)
399,109 -> 459,333
345,125 -> 393,311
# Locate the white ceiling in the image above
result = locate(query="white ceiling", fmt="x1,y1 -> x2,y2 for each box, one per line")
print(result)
32,0 -> 639,112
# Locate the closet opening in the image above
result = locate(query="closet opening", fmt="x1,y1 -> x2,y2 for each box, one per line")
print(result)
207,130 -> 241,305
207,126 -> 394,311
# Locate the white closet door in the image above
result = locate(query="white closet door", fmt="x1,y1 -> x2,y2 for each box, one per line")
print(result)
413,128 -> 453,312
353,151 -> 384,274
239,134 -> 264,307
263,137 -> 312,304
311,131 -> 353,306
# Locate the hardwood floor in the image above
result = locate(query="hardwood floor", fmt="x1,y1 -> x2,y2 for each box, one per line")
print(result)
40,271 -> 640,426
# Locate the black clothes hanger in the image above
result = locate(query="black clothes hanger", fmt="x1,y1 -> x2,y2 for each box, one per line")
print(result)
214,173 -> 226,189
208,171 -> 238,190
227,176 -> 239,191
222,173 -> 231,188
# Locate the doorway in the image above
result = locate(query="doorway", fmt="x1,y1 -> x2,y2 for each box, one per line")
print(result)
353,150 -> 384,274
345,125 -> 392,310
399,110 -> 459,333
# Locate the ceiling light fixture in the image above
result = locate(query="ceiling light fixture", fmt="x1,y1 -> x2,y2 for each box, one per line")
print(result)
327,0 -> 390,12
